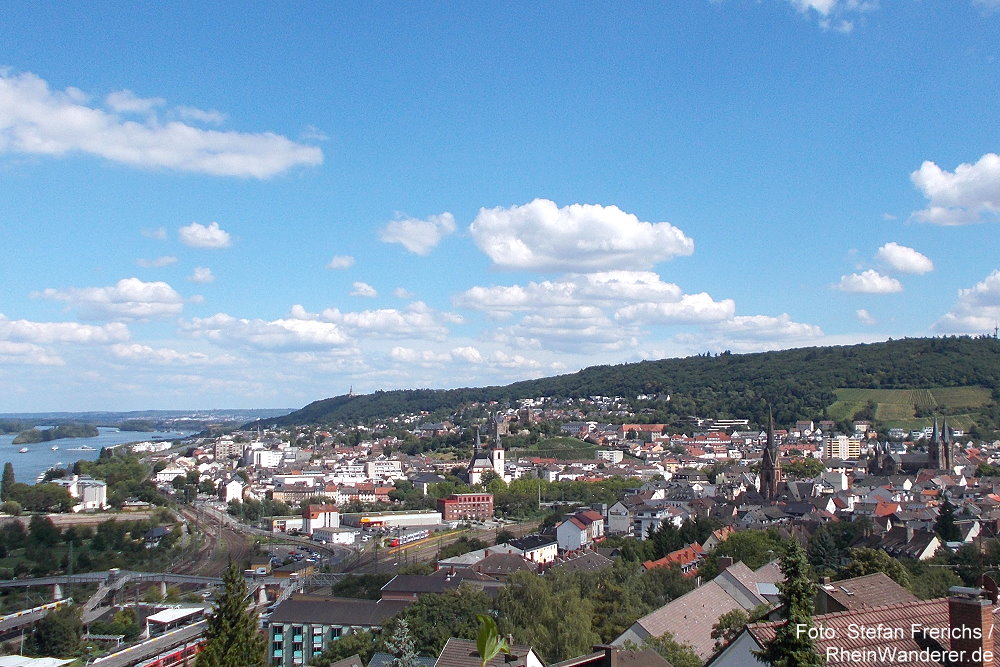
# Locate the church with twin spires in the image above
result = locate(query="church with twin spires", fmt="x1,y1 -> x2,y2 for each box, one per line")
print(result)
467,414 -> 509,484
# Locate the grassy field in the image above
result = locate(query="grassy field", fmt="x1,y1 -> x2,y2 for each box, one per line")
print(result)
827,386 -> 990,430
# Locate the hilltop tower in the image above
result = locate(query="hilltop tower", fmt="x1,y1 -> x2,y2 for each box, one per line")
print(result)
758,411 -> 782,501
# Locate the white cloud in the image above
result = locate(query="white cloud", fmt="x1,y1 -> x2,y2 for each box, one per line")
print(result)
350,282 -> 378,298
833,269 -> 903,293
708,313 -> 824,341
380,212 -> 456,255
876,242 -> 933,274
450,346 -> 483,363
136,255 -> 178,268
105,89 -> 165,113
179,221 -> 232,248
293,302 -> 455,340
934,270 -> 1000,333
188,267 -> 215,283
142,227 -> 167,240
326,255 -> 355,270
911,153 -> 1000,225
36,277 -> 185,320
786,0 -> 877,32
182,313 -> 351,351
0,315 -> 129,344
389,347 -> 452,365
109,343 -> 236,366
614,293 -> 736,324
856,309 -> 877,326
393,287 -> 415,299
175,106 -> 226,125
0,340 -> 64,366
0,70 -> 322,178
469,199 -> 694,271
455,271 -> 686,316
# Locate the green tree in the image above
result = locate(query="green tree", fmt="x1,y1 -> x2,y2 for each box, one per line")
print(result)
196,562 -> 266,667
28,514 -> 62,548
806,524 -> 839,575
622,632 -> 701,667
475,614 -> 509,667
754,540 -> 824,666
314,630 -> 378,665
1,462 -> 14,501
935,500 -> 961,542
836,547 -> 910,588
699,529 -> 789,579
383,617 -> 420,667
386,585 -> 492,656
29,605 -> 82,657
712,609 -> 749,651
781,458 -> 826,480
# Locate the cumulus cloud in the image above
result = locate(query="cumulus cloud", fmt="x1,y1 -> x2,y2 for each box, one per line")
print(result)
0,315 -> 129,344
455,271 -> 685,316
856,309 -> 877,326
469,199 -> 694,272
175,106 -> 226,125
326,255 -> 355,270
188,267 -> 215,283
876,242 -> 933,274
290,302 -> 456,340
833,270 -> 903,293
109,343 -> 236,366
614,293 -> 736,324
36,277 -> 185,320
142,227 -> 167,240
708,313 -> 824,341
393,287 -> 414,299
136,255 -> 178,268
179,221 -> 232,248
0,70 -> 322,178
911,153 -> 1000,225
934,270 -> 1000,333
182,313 -> 351,351
379,212 -> 456,255
0,340 -> 63,366
350,282 -> 378,298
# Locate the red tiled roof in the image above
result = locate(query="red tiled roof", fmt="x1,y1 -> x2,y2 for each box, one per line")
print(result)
746,598 -> 997,667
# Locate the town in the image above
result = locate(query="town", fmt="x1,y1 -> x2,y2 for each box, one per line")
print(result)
4,381 -> 1000,667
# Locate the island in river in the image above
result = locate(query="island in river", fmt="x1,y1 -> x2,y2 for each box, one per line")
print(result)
12,423 -> 100,444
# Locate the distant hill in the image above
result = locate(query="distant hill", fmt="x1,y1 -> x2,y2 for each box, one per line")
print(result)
263,336 -> 1000,435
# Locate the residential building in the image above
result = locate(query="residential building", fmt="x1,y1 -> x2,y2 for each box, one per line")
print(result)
556,509 -> 605,551
267,595 -> 411,667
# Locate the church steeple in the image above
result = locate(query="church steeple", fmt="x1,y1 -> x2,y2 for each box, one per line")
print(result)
759,408 -> 781,501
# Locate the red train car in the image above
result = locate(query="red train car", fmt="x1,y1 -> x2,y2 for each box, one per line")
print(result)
135,640 -> 204,667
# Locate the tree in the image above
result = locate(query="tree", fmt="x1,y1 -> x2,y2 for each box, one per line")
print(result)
622,632 -> 701,667
806,524 -> 839,575
836,547 -> 910,588
314,630 -> 378,665
935,500 -> 961,542
1,462 -> 14,501
754,539 -> 824,666
383,617 -> 420,667
196,562 -> 266,667
29,605 -> 82,657
712,609 -> 749,651
28,514 -> 62,548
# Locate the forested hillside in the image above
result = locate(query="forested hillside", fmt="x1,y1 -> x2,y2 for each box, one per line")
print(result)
267,336 -> 1000,433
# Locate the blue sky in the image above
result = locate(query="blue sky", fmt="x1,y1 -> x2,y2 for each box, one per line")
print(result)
1,1 -> 999,412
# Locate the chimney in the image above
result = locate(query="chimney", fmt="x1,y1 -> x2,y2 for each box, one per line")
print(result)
718,556 -> 734,573
948,586 -> 995,667
906,524 -> 915,542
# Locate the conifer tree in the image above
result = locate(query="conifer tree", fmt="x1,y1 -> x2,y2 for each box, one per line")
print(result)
754,540 -> 824,666
1,462 -> 14,501
196,562 -> 265,667
383,617 -> 420,667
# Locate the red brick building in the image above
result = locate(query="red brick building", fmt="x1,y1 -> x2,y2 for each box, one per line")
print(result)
437,493 -> 494,521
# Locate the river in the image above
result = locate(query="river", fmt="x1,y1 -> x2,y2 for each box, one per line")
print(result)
0,426 -> 194,484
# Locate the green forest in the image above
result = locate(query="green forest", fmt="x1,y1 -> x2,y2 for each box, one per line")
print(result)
265,336 -> 1000,435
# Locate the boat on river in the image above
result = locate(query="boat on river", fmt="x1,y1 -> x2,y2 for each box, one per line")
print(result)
18,447 -> 28,453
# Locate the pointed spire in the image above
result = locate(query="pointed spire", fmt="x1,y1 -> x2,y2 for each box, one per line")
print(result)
474,427 -> 481,451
